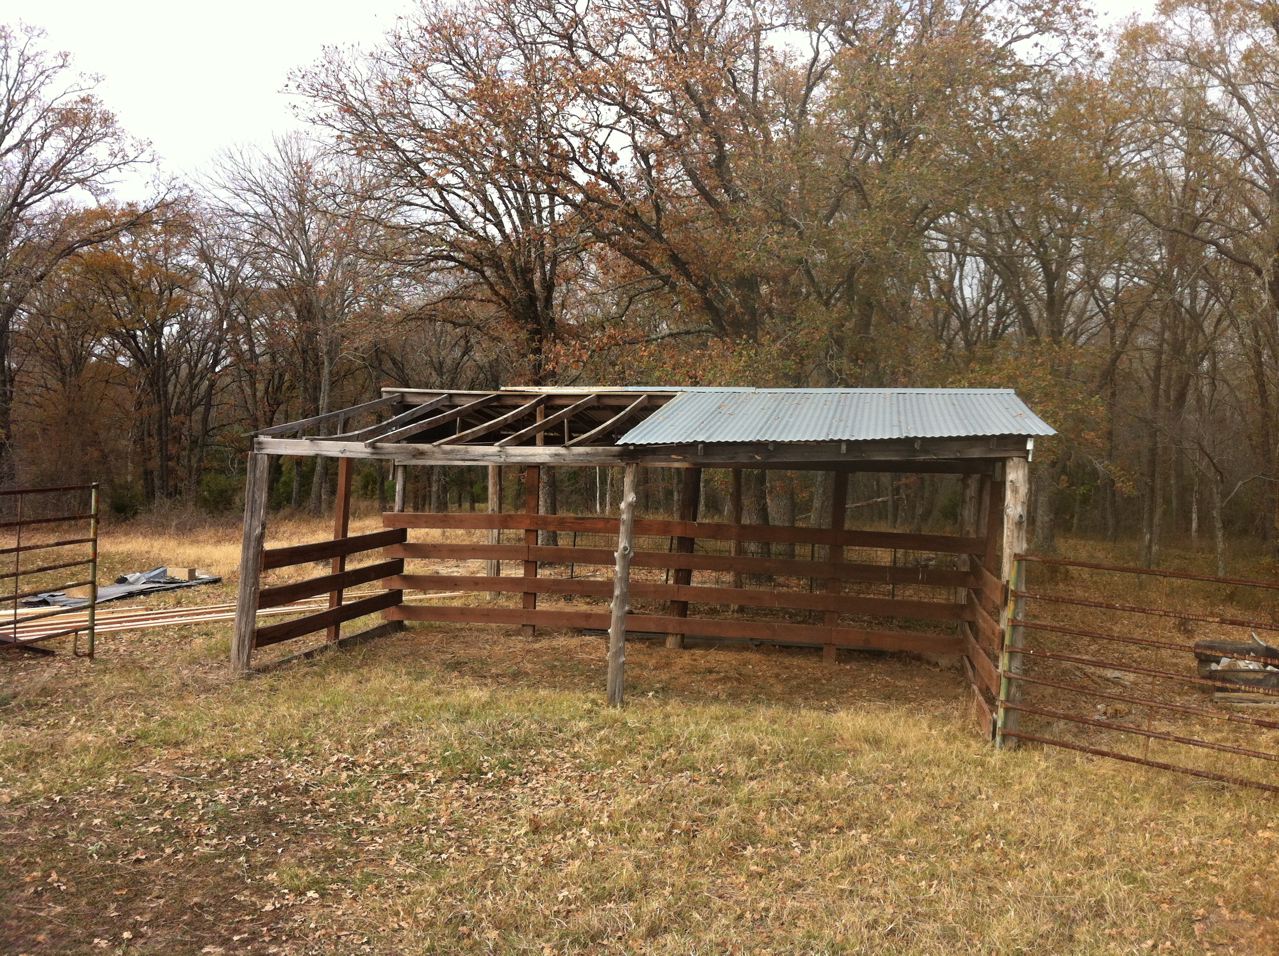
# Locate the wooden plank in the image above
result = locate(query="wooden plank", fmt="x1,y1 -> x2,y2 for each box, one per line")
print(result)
962,653 -> 996,739
968,595 -> 1002,655
498,394 -> 599,446
383,511 -> 985,554
964,628 -> 1000,696
369,392 -> 501,445
262,528 -> 406,570
337,394 -> 450,442
523,465 -> 540,634
327,457 -> 354,643
438,395 -> 549,445
388,573 -> 967,619
255,435 -> 1026,467
823,470 -> 848,663
256,394 -> 400,437
567,396 -> 649,446
260,559 -> 404,609
254,589 -> 404,648
667,467 -> 701,648
231,452 -> 270,675
389,603 -> 959,655
608,462 -> 638,706
387,541 -> 974,588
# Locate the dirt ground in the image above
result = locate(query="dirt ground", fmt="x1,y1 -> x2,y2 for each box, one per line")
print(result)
1,513 -> 1277,954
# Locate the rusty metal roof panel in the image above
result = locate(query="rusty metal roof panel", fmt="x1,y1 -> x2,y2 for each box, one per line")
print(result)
617,388 -> 1054,445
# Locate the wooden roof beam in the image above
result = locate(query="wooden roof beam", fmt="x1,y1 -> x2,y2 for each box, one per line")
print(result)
333,393 -> 451,442
566,395 -> 649,447
368,393 -> 501,446
256,393 -> 402,437
497,394 -> 600,447
437,395 -> 550,446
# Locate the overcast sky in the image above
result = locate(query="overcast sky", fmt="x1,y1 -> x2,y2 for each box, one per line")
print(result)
8,0 -> 1156,196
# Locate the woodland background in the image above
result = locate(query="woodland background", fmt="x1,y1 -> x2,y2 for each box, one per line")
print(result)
2,0 -> 1278,571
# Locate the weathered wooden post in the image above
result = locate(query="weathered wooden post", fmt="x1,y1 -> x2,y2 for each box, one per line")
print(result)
729,468 -> 744,609
487,465 -> 502,594
822,469 -> 848,663
326,457 -> 354,643
231,451 -> 270,676
995,456 -> 1029,749
666,466 -> 701,649
393,464 -> 406,512
607,462 -> 638,707
522,465 -> 540,635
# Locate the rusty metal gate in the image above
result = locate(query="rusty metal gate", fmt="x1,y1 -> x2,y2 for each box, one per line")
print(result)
996,554 -> 1279,794
0,483 -> 100,657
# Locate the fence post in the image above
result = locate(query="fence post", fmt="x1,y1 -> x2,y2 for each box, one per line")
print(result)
666,466 -> 701,649
326,457 -> 354,643
995,456 -> 1029,749
522,465 -> 540,635
232,452 -> 271,676
607,462 -> 638,707
84,484 -> 99,659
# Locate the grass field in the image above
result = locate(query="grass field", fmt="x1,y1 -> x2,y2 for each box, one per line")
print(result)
2,510 -> 1277,954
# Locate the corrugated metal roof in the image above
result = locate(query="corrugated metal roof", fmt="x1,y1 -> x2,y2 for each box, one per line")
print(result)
618,388 -> 1055,445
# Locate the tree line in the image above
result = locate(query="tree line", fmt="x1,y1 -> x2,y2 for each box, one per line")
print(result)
1,0 -> 1276,570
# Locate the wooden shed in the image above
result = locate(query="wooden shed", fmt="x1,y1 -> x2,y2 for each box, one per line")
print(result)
231,386 -> 1053,739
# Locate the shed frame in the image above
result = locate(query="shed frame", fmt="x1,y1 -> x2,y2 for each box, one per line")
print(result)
232,386 -> 1044,741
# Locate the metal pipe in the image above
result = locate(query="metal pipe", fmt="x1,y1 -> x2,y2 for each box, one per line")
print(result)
1002,730 -> 1279,795
1011,588 -> 1279,634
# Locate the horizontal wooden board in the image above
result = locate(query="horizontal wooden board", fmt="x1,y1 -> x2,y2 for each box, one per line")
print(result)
963,629 -> 1000,696
384,512 -> 983,554
388,574 -> 967,621
967,596 -> 1003,654
387,542 -> 973,589
254,590 -> 403,648
388,604 -> 960,655
263,528 -> 407,571
260,559 -> 404,609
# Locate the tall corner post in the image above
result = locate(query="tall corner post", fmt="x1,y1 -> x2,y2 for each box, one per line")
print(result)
231,451 -> 271,676
995,456 -> 1029,749
607,462 -> 639,707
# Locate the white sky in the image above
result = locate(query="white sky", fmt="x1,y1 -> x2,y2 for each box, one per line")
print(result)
8,0 -> 1156,198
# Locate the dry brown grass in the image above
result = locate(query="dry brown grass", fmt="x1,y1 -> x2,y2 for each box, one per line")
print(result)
1,517 -> 1276,954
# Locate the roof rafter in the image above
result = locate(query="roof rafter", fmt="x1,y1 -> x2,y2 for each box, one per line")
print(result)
566,395 -> 649,447
437,395 -> 550,445
369,393 -> 501,446
497,394 -> 600,447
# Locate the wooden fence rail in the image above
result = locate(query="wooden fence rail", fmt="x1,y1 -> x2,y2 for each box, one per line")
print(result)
382,510 -> 972,660
248,527 -> 407,651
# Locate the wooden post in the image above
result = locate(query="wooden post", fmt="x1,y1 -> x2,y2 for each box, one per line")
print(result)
822,469 -> 847,663
607,462 -> 638,707
487,465 -> 502,593
231,452 -> 270,675
522,465 -> 540,635
666,466 -> 701,648
729,468 -> 744,607
995,456 -> 1030,749
326,457 -> 354,643
393,465 -> 406,512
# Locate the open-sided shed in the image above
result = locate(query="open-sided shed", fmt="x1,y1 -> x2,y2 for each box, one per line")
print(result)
232,386 -> 1053,740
